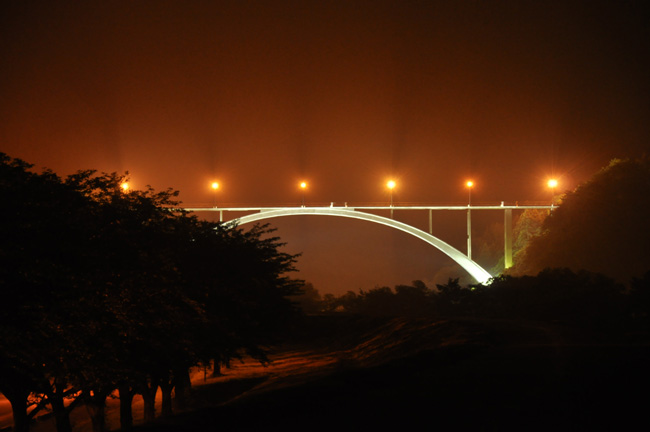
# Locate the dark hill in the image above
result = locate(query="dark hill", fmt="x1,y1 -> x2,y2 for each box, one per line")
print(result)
131,315 -> 650,431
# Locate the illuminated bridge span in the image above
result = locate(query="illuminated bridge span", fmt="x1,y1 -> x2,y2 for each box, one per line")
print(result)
184,205 -> 553,284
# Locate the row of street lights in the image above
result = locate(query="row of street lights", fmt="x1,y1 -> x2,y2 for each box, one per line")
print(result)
203,178 -> 560,207
207,179 -> 399,208
121,178 -> 558,208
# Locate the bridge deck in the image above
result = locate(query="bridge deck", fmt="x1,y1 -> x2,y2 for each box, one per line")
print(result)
184,205 -> 553,212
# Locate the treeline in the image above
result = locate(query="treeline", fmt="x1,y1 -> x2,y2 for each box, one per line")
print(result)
0,154 -> 303,432
304,269 -> 650,331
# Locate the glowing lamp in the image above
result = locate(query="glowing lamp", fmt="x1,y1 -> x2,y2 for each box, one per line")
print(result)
387,180 -> 396,190
547,179 -> 558,188
120,182 -> 129,192
211,182 -> 219,190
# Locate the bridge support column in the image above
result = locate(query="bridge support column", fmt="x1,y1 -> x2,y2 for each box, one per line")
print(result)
504,209 -> 512,269
429,209 -> 432,234
467,208 -> 472,259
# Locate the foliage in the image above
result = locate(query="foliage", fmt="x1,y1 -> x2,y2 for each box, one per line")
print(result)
319,281 -> 435,317
509,157 -> 650,281
473,269 -> 625,327
628,271 -> 650,326
309,268 -> 645,334
289,282 -> 323,314
0,153 -> 302,432
504,208 -> 547,270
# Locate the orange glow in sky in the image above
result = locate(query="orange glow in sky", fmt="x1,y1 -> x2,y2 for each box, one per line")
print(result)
2,1 -> 648,294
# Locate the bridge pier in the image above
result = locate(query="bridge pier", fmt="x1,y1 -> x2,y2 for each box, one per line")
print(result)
467,208 -> 472,260
504,209 -> 513,268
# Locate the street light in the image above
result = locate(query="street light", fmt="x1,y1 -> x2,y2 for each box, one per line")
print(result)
386,180 -> 396,218
465,180 -> 474,259
386,180 -> 396,206
466,180 -> 474,206
299,181 -> 307,207
120,182 -> 129,192
211,181 -> 219,207
547,178 -> 558,209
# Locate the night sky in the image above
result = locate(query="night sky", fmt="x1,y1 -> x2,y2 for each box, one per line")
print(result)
2,1 -> 648,294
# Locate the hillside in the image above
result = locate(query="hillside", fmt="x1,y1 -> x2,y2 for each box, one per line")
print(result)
128,315 -> 649,431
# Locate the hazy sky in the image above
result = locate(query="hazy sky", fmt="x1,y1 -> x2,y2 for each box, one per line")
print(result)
2,1 -> 648,294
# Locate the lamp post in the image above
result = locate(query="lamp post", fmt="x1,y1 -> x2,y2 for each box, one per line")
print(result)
547,178 -> 558,209
466,180 -> 474,260
386,180 -> 396,218
300,181 -> 307,207
211,181 -> 219,207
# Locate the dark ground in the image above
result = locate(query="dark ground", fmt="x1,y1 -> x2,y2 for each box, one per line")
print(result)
130,316 -> 650,431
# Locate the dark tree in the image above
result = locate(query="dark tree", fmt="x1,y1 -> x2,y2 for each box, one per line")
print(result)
290,282 -> 323,315
393,280 -> 432,317
0,154 -> 93,432
176,219 -> 303,375
0,153 -> 303,431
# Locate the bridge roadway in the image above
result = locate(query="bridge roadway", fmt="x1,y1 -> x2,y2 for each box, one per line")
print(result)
183,204 -> 553,284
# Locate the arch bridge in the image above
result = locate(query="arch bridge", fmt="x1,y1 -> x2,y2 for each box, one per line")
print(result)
184,204 -> 553,284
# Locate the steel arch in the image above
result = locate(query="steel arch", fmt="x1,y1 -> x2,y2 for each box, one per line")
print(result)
231,207 -> 492,284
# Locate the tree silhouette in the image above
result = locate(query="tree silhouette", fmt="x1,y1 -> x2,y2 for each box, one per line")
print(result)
290,282 -> 323,315
0,153 -> 303,432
